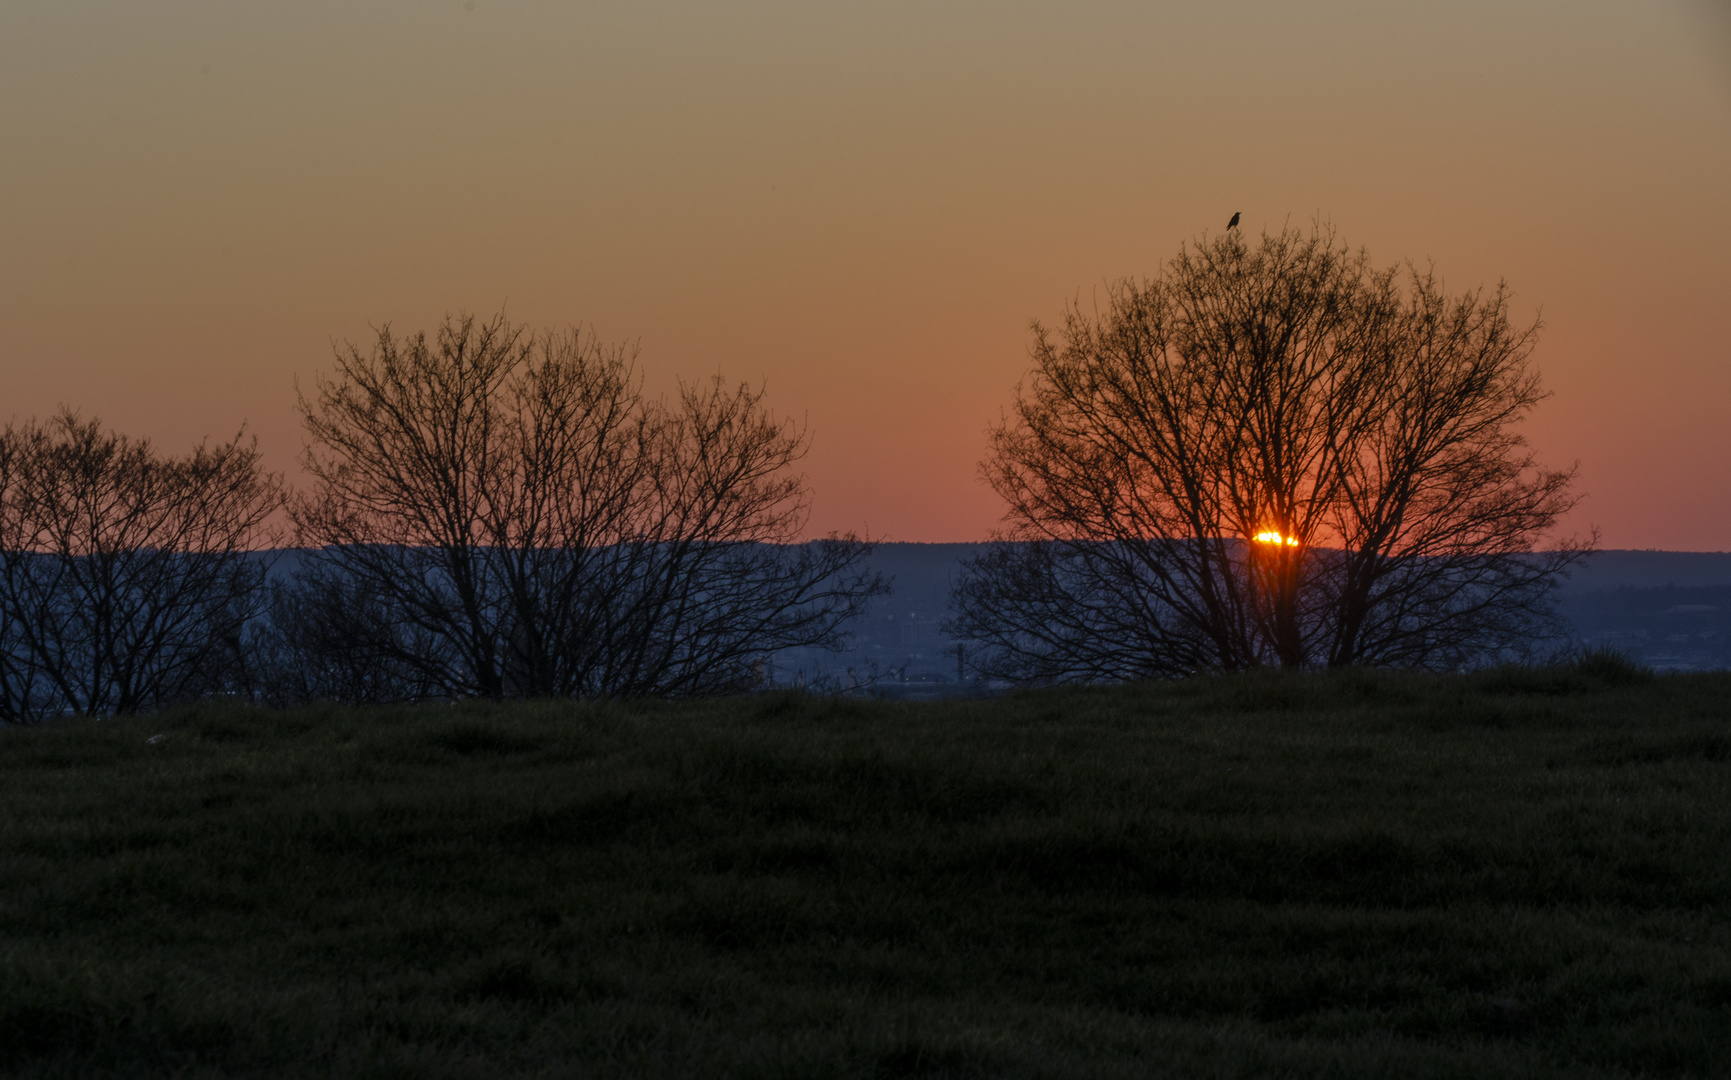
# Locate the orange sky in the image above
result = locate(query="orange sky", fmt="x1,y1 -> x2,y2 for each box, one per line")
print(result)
2,1 -> 1728,547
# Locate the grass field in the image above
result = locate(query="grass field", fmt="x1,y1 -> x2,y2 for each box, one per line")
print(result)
2,664 -> 1729,1078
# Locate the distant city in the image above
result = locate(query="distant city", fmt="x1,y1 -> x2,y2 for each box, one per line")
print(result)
773,546 -> 1731,694
1554,550 -> 1731,674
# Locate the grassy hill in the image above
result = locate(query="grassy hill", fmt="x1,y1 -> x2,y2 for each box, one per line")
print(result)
3,665 -> 1729,1078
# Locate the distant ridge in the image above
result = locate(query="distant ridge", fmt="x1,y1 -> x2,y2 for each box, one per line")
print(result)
252,544 -> 1731,594
861,544 -> 1731,594
1563,550 -> 1731,591
238,544 -> 1731,679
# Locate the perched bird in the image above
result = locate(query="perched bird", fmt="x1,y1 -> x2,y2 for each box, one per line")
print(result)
1227,211 -> 1241,230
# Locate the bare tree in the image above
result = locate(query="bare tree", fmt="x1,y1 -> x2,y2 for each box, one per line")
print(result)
0,412 -> 281,722
248,555 -> 449,707
279,312 -> 882,702
949,225 -> 1587,683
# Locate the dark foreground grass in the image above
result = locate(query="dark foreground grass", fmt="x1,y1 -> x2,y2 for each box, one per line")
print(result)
3,666 -> 1730,1078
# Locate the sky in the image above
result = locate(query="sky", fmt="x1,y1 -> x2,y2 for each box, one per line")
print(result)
2,1 -> 1728,548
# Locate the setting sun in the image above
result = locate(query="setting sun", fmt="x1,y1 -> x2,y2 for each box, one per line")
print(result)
1253,531 -> 1301,547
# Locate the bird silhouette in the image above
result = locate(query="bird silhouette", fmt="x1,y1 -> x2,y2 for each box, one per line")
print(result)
1227,211 -> 1241,229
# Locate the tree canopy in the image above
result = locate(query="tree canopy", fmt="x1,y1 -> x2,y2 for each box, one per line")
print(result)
950,225 -> 1587,682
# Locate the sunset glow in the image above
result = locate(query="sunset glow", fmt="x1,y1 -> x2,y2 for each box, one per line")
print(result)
0,2 -> 1726,547
1253,532 -> 1302,547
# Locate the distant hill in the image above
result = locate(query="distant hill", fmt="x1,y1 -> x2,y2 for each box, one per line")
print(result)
846,544 -> 1731,677
859,542 -> 991,612
860,544 -> 1731,598
260,543 -> 1731,596
1560,550 -> 1731,592
248,544 -> 1731,683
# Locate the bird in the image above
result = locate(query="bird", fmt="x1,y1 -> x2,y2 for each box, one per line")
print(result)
1227,211 -> 1241,230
